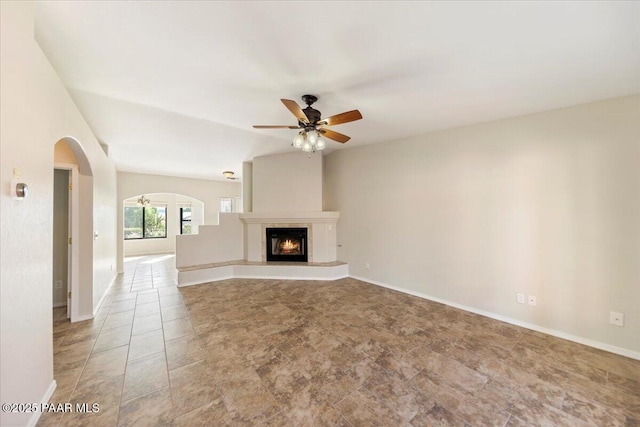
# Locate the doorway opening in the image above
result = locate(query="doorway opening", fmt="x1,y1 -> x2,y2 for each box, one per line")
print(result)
53,168 -> 72,318
53,137 -> 93,322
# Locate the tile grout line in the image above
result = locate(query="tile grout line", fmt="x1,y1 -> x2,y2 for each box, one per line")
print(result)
55,276 -> 131,427
115,257 -> 140,427
159,269 -> 179,422
49,255 -> 640,426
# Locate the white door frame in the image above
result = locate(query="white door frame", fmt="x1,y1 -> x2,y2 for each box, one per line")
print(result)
54,163 -> 79,322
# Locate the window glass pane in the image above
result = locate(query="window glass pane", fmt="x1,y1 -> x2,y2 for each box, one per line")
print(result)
220,198 -> 232,213
181,208 -> 192,221
144,206 -> 167,238
181,207 -> 192,235
124,206 -> 143,239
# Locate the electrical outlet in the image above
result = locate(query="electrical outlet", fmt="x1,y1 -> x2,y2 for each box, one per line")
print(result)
528,295 -> 537,306
516,293 -> 525,304
54,280 -> 62,289
609,311 -> 624,327
365,262 -> 370,270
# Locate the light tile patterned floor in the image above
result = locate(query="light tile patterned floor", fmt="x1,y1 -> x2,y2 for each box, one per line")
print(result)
39,255 -> 639,426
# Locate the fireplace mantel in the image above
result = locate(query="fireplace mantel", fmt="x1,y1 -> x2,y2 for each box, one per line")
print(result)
239,211 -> 339,263
239,211 -> 339,224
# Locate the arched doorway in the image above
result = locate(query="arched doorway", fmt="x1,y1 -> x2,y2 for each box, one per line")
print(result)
53,137 -> 94,322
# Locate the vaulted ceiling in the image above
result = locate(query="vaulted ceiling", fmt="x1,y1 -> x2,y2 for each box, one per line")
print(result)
34,1 -> 640,181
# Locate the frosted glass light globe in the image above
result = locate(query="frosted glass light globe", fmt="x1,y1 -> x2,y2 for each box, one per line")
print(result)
302,141 -> 312,152
293,132 -> 305,148
315,137 -> 326,150
307,130 -> 318,145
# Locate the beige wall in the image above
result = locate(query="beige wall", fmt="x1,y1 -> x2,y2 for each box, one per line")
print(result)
252,151 -> 323,212
1,2 -> 118,425
176,214 -> 244,268
325,95 -> 640,355
117,172 -> 241,269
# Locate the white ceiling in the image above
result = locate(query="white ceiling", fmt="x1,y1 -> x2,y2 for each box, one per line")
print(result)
34,1 -> 640,181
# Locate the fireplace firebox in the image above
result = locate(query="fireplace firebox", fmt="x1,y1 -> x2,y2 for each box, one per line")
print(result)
266,228 -> 308,262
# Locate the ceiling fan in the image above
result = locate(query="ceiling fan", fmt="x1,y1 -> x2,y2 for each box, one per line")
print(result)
253,95 -> 363,152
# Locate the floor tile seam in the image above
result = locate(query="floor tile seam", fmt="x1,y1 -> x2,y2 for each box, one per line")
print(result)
55,341 -> 107,426
459,380 -> 517,424
265,409 -> 292,426
332,385 -> 393,424
64,312 -> 120,407
423,395 -> 475,425
159,334 -> 180,419
117,385 -> 171,416
114,366 -> 132,425
324,403 -> 356,427
127,345 -> 166,364
556,398 -> 623,427
166,357 -> 205,378
99,310 -> 136,334
111,309 -> 138,426
121,379 -> 168,411
162,328 -> 196,344
396,362 -> 423,385
357,381 -> 424,423
501,412 -> 513,427
171,400 -> 215,423
561,387 -> 634,421
529,353 -> 610,384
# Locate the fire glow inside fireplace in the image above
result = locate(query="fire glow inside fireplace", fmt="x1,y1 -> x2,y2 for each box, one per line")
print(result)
266,227 -> 308,262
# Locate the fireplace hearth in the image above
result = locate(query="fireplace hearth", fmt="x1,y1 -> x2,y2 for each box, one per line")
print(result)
266,227 -> 308,262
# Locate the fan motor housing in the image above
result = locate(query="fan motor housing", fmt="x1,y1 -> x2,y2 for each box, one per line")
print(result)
302,107 -> 321,125
301,94 -> 321,124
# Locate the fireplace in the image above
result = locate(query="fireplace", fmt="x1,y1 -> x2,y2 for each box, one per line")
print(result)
266,227 -> 308,262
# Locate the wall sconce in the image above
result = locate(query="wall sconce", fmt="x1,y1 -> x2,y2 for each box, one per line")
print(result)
11,179 -> 28,200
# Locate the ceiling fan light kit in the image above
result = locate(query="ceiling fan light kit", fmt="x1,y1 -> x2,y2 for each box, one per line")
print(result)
254,95 -> 362,155
294,130 -> 327,153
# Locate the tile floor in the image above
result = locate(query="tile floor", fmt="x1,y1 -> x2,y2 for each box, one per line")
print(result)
39,254 -> 639,426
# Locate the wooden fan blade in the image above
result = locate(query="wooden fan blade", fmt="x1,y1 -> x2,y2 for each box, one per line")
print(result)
319,128 -> 350,143
281,99 -> 309,124
253,125 -> 300,129
318,109 -> 362,126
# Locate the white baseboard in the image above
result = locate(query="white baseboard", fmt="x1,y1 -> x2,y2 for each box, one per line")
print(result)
71,273 -> 117,323
74,313 -> 95,322
124,250 -> 175,257
93,273 -> 117,316
350,275 -> 640,361
178,263 -> 349,287
27,380 -> 56,427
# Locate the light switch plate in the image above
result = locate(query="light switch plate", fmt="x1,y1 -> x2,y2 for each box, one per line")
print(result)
610,311 -> 624,326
